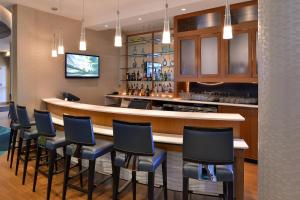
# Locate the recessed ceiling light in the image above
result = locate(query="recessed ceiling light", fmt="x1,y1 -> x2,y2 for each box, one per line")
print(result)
181,8 -> 186,11
138,17 -> 142,21
104,24 -> 109,28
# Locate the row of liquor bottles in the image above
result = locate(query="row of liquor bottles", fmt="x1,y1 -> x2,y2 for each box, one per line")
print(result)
126,68 -> 174,81
126,82 -> 174,96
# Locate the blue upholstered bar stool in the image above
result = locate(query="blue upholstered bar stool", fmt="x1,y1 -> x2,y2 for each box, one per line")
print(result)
7,102 -> 20,168
62,114 -> 114,200
112,120 -> 168,200
32,110 -> 67,200
182,127 -> 234,200
15,105 -> 39,185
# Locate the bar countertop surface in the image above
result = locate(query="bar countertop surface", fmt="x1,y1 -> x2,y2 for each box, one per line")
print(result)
105,94 -> 258,109
43,98 -> 245,122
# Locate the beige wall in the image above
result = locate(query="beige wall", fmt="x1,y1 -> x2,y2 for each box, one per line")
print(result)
12,5 -> 120,114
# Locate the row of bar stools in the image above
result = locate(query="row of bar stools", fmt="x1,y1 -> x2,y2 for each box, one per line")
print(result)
32,110 -> 67,200
112,120 -> 168,200
15,105 -> 39,185
182,127 -> 234,200
7,102 -> 21,168
62,114 -> 114,200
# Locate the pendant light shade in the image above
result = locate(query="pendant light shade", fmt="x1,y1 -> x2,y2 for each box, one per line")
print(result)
51,33 -> 58,57
223,0 -> 233,39
57,0 -> 64,54
114,0 -> 122,47
79,0 -> 87,51
162,1 -> 171,44
79,20 -> 87,51
58,29 -> 64,54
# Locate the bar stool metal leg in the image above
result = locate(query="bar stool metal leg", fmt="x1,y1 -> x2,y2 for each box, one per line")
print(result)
15,136 -> 23,176
7,129 -> 13,161
113,166 -> 120,200
183,177 -> 189,200
78,158 -> 83,188
162,159 -> 168,200
132,171 -> 137,200
148,172 -> 155,200
87,160 -> 96,200
47,150 -> 57,200
10,131 -> 18,168
62,155 -> 71,200
33,146 -> 42,192
22,139 -> 31,185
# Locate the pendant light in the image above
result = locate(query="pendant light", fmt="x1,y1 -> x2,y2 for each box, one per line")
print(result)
114,0 -> 122,47
51,33 -> 58,57
79,0 -> 87,51
223,0 -> 233,39
162,0 -> 171,44
57,0 -> 64,54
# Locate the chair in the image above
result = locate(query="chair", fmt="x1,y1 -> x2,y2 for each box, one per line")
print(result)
32,110 -> 67,200
15,105 -> 38,185
112,120 -> 168,200
62,114 -> 114,200
128,100 -> 151,109
7,102 -> 20,168
182,127 -> 234,200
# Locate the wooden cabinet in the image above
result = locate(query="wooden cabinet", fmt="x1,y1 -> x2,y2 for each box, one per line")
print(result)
174,1 -> 258,83
219,106 -> 258,161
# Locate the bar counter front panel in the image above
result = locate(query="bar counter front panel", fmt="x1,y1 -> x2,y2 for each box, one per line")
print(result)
43,98 -> 247,200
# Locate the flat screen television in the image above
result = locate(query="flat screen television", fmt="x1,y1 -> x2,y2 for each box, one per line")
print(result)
65,53 -> 100,78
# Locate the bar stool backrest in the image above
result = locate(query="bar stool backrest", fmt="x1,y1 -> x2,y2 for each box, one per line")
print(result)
183,127 -> 234,165
63,114 -> 95,146
113,120 -> 154,156
34,110 -> 56,137
9,101 -> 18,123
16,105 -> 31,129
128,100 -> 151,110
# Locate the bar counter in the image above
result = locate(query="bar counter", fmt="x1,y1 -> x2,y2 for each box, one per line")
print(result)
43,98 -> 248,199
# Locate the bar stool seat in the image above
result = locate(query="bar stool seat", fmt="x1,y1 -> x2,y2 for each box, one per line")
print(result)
183,163 -> 233,182
115,148 -> 166,172
44,131 -> 66,150
11,122 -> 20,129
66,139 -> 113,160
21,128 -> 38,140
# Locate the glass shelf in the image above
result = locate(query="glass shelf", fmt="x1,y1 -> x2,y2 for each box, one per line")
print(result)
121,80 -> 152,82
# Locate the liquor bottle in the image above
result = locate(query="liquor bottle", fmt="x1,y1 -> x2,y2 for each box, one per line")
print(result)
162,57 -> 168,66
167,69 -> 171,81
153,69 -> 156,81
132,46 -> 137,55
132,84 -> 135,95
126,72 -> 129,81
164,71 -> 168,81
145,85 -> 150,96
148,72 -> 152,81
132,57 -> 137,68
159,69 -> 163,81
141,58 -> 145,69
140,84 -> 145,96
168,83 -> 173,93
137,71 -> 140,81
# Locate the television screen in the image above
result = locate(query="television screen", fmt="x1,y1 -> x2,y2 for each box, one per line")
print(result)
65,53 -> 100,78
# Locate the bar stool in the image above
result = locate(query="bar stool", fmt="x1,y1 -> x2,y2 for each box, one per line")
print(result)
15,105 -> 38,185
62,114 -> 114,200
7,102 -> 20,168
112,120 -> 168,200
32,110 -> 67,200
182,127 -> 234,200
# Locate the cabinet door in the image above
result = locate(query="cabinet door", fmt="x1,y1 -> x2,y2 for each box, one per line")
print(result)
199,33 -> 221,77
227,31 -> 252,77
176,37 -> 198,80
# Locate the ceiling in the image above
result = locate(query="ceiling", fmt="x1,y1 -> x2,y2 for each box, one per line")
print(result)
0,0 -> 249,33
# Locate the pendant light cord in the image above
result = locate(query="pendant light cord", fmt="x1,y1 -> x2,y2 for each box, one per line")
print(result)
82,0 -> 85,21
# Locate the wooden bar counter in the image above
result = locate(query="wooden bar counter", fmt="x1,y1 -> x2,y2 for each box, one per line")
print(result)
43,98 -> 248,200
